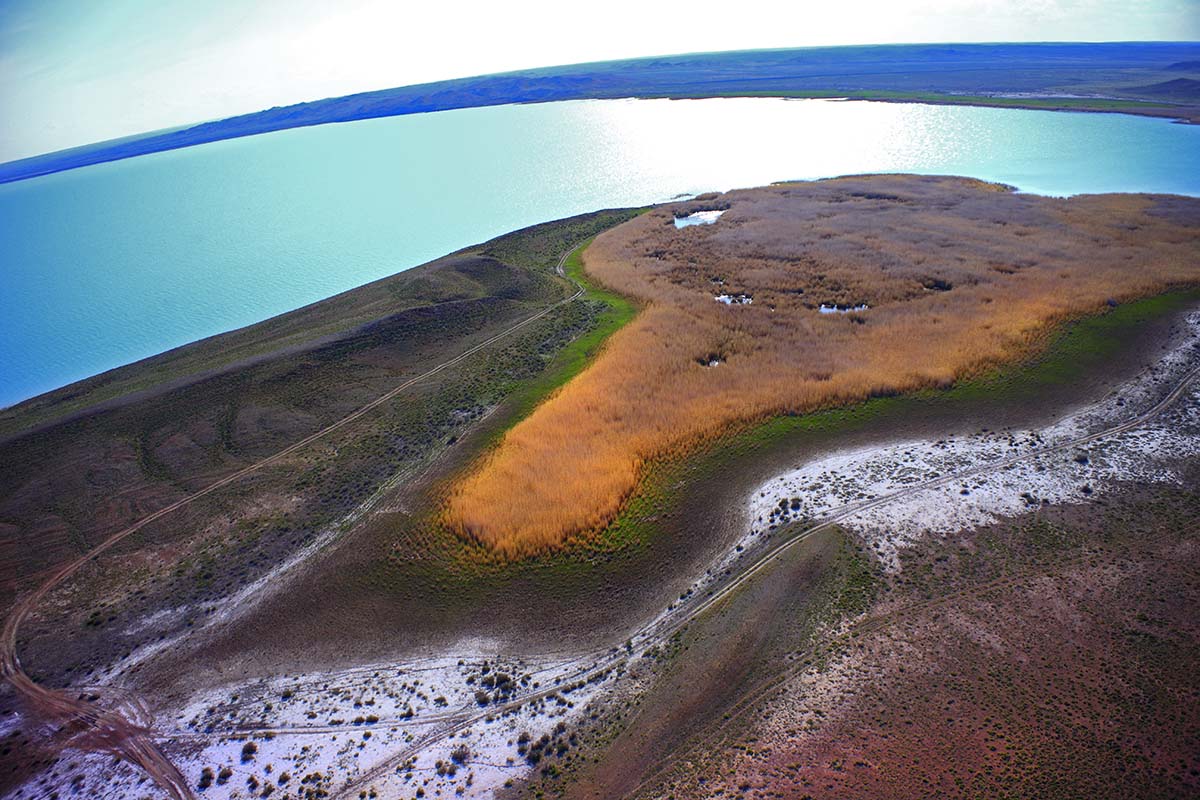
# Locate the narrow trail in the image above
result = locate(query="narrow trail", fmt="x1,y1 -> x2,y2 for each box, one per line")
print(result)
1,245 -> 586,800
332,362 -> 1200,798
622,517 -> 1200,800
7,236 -> 1195,799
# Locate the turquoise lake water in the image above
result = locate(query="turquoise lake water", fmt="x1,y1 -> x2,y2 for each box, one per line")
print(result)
2,98 -> 1199,408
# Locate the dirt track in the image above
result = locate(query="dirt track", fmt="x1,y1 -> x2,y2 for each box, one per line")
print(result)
0,245 -> 586,800
334,362 -> 1200,798
6,239 -> 1197,798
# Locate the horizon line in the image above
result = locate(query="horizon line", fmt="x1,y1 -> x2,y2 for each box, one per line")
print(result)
4,39 -> 1198,169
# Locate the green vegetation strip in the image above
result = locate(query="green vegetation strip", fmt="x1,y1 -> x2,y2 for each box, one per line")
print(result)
489,238 -> 639,439
744,289 -> 1200,445
436,287 -> 1200,587
364,236 -> 1195,621
573,288 -> 1200,559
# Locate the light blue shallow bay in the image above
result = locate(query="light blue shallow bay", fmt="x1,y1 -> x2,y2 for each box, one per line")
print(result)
2,98 -> 1198,407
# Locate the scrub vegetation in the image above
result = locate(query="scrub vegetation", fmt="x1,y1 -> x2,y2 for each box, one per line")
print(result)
6,177 -> 1199,800
654,486 -> 1200,800
0,208 -> 641,688
445,175 -> 1200,553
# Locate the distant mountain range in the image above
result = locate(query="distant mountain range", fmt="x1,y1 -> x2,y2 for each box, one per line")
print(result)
3,41 -> 1198,184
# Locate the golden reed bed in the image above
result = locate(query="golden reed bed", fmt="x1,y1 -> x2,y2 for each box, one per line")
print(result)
445,175 -> 1200,554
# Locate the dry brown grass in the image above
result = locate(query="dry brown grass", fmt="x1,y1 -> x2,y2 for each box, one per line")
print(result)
445,175 -> 1200,554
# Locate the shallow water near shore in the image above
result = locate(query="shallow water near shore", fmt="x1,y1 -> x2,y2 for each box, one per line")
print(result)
675,209 -> 726,227
2,96 -> 1199,407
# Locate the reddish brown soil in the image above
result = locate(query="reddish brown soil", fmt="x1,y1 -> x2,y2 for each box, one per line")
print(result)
662,489 -> 1200,800
564,530 -> 843,800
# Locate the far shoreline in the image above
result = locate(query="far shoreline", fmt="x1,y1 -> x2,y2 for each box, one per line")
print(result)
2,95 -> 1191,188
2,41 -> 1197,185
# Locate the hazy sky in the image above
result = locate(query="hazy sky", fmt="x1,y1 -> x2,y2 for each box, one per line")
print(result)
1,0 -> 1198,162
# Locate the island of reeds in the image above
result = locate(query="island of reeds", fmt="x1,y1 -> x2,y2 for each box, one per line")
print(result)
445,174 -> 1200,553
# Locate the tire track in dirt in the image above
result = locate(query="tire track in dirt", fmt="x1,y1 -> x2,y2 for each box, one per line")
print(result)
1,244 -> 588,800
333,364 -> 1200,798
614,375 -> 1200,798
626,518 -> 1200,799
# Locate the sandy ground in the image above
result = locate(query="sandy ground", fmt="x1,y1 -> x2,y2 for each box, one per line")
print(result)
7,305 -> 1198,799
7,641 -> 621,799
746,310 -> 1200,570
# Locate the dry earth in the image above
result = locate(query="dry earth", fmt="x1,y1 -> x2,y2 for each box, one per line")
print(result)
4,184 -> 1199,800
12,286 -> 1197,800
634,317 -> 1200,800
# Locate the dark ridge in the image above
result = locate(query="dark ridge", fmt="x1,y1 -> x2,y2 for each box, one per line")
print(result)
1126,77 -> 1200,100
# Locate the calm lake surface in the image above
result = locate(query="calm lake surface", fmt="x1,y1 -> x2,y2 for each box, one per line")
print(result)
2,97 -> 1199,407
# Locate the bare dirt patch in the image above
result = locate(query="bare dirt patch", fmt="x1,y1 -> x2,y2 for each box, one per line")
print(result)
671,488 -> 1200,800
571,300 -> 1200,800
